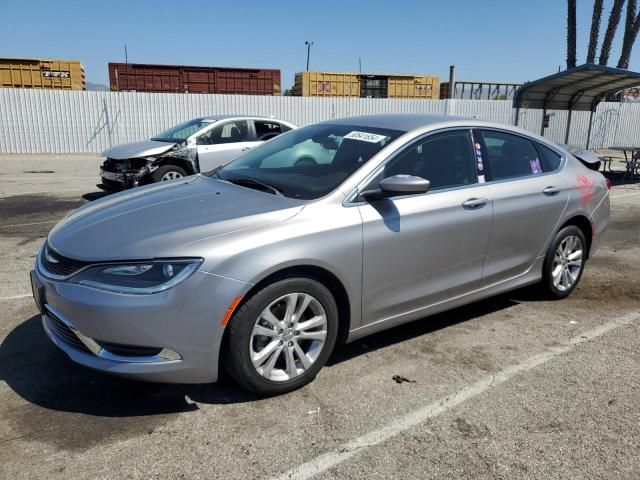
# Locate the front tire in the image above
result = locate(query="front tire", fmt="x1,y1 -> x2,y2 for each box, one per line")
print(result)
224,277 -> 338,395
539,225 -> 587,299
151,165 -> 187,183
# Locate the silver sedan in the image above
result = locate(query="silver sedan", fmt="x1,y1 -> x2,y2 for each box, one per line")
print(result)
31,114 -> 610,395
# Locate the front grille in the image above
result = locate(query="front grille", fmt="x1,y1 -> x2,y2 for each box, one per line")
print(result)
45,310 -> 91,353
41,244 -> 90,277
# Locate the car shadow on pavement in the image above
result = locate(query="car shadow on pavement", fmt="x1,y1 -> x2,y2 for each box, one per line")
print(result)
0,315 -> 260,420
0,295 -> 520,419
82,190 -> 113,202
328,295 -> 518,366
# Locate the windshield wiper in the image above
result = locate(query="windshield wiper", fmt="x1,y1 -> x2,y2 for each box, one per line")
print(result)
225,177 -> 283,196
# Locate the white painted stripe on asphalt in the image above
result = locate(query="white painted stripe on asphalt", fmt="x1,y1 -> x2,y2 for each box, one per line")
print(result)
0,220 -> 57,228
7,176 -> 97,180
0,188 -> 89,199
0,293 -> 32,301
273,312 -> 640,480
610,191 -> 640,199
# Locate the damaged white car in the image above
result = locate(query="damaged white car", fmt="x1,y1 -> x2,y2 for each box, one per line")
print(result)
99,116 -> 297,189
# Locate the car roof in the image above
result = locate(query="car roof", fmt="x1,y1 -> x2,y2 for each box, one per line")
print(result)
195,115 -> 289,122
317,114 -> 466,133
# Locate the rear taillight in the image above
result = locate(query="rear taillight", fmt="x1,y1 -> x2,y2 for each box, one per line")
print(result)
606,178 -> 612,190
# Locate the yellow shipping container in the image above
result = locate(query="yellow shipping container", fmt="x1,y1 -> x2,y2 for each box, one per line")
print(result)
295,71 -> 360,97
387,75 -> 439,99
0,58 -> 85,90
295,71 -> 439,99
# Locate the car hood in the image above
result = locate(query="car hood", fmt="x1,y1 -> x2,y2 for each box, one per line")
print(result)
102,139 -> 177,160
48,175 -> 306,261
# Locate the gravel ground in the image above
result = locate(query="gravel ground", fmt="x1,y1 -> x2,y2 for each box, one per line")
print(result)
0,154 -> 639,480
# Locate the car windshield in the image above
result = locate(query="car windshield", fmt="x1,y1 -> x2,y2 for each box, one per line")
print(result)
208,124 -> 403,200
151,118 -> 216,142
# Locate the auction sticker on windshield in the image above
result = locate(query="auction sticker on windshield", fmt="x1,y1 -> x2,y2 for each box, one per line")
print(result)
344,131 -> 389,143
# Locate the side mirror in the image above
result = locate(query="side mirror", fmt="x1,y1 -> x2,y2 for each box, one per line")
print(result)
361,174 -> 430,201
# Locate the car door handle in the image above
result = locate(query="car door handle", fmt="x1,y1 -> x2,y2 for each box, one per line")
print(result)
462,197 -> 488,209
543,186 -> 561,196
241,147 -> 252,152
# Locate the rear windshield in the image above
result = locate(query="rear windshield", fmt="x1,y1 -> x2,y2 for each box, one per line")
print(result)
209,124 -> 403,200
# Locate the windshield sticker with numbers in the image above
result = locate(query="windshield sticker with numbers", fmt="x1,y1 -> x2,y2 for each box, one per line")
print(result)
344,131 -> 389,143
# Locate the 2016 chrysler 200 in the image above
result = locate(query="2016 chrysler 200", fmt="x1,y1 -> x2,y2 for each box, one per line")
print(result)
31,115 -> 610,395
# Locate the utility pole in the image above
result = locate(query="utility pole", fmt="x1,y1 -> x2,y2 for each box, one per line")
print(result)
305,41 -> 313,71
358,57 -> 362,73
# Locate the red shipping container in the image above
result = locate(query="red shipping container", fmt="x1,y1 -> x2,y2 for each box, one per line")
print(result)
108,63 -> 280,95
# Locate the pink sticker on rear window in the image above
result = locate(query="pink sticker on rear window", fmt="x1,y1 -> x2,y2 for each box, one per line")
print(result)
530,157 -> 542,174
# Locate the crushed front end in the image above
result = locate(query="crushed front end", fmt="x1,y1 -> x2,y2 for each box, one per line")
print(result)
99,157 -> 156,190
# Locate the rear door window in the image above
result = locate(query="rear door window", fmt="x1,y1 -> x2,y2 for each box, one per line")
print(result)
479,130 -> 544,180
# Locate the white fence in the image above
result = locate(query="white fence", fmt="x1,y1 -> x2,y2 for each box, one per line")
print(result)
1,88 -> 640,154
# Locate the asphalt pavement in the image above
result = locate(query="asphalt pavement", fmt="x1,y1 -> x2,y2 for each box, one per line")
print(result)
0,154 -> 638,479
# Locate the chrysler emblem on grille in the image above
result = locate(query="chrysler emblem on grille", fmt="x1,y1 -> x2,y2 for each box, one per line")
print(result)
45,251 -> 60,264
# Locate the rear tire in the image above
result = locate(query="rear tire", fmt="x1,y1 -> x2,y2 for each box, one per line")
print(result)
224,277 -> 338,395
539,225 -> 587,299
151,165 -> 187,183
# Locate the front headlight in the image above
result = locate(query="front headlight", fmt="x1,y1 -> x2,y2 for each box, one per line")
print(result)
69,259 -> 202,294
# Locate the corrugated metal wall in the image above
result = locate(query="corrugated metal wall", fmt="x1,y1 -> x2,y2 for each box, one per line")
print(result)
1,89 -> 639,154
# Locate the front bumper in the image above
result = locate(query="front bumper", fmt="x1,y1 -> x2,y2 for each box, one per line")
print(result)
31,266 -> 251,383
100,158 -> 152,189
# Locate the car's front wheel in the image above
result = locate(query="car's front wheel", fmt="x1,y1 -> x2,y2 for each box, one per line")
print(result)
540,225 -> 587,299
151,165 -> 187,183
224,277 -> 338,395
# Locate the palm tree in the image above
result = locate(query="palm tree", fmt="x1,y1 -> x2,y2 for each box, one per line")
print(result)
587,0 -> 604,63
567,0 -> 577,69
600,0 -> 626,65
617,0 -> 640,68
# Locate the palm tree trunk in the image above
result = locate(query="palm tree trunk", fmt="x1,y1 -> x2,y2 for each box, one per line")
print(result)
600,0 -> 626,65
567,0 -> 577,69
587,0 -> 604,63
617,0 -> 640,68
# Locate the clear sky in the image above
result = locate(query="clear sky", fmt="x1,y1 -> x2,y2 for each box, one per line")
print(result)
1,0 -> 638,89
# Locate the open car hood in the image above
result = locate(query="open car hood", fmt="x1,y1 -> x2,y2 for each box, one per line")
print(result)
102,139 -> 177,160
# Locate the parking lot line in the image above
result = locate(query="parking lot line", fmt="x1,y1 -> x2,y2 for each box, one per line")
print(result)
610,191 -> 640,199
0,293 -> 32,301
0,220 -> 58,228
272,311 -> 640,480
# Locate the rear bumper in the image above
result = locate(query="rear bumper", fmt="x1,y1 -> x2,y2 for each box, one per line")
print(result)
31,266 -> 252,384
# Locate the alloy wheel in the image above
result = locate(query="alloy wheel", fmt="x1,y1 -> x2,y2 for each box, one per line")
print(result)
161,171 -> 183,181
249,292 -> 327,382
551,235 -> 583,292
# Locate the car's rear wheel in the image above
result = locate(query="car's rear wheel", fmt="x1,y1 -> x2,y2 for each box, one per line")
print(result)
540,225 -> 587,299
151,165 -> 187,183
224,277 -> 338,395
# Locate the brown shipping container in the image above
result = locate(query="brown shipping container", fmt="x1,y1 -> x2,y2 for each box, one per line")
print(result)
109,63 -> 280,95
0,57 -> 85,90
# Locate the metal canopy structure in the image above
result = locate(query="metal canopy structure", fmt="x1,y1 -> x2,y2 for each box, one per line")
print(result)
513,64 -> 640,147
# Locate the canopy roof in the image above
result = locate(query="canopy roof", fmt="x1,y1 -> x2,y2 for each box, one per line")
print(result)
513,64 -> 640,111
